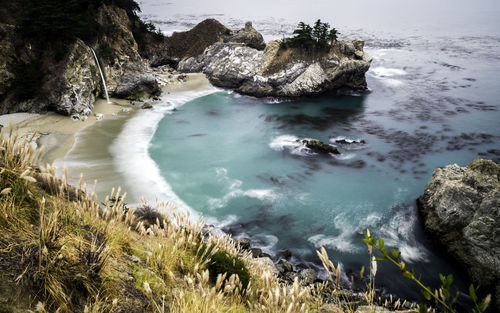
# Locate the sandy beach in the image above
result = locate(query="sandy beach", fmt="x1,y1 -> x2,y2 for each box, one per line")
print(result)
0,73 -> 210,166
0,73 -> 213,202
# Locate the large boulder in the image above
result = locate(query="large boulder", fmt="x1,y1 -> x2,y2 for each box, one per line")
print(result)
418,159 -> 500,306
179,33 -> 371,97
113,73 -> 160,100
225,22 -> 266,50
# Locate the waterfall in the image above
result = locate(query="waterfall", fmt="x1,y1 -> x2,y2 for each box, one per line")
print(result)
90,48 -> 111,104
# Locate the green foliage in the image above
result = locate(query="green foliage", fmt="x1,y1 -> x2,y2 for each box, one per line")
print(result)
131,19 -> 164,53
283,19 -> 339,50
207,249 -> 250,291
363,231 -> 491,313
17,0 -> 142,45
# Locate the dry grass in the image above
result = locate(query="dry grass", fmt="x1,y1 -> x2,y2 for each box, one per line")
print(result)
0,128 -> 333,312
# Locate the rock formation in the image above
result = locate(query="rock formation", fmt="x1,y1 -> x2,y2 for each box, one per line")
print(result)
302,139 -> 340,155
224,22 -> 266,50
0,4 -> 161,116
418,159 -> 500,306
145,19 -> 231,68
178,22 -> 371,97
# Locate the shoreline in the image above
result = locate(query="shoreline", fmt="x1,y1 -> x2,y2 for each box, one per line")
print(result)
51,73 -> 216,204
0,73 -> 210,167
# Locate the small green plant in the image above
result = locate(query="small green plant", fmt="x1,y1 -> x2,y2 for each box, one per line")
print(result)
363,230 -> 491,313
207,249 -> 250,291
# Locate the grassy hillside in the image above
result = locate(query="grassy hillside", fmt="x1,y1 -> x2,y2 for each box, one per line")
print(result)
0,129 -> 329,312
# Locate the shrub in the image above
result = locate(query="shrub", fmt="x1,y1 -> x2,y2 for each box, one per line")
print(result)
207,249 -> 250,291
133,204 -> 164,228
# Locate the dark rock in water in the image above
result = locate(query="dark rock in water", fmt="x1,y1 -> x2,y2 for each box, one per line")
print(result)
276,249 -> 293,260
418,159 -> 500,308
234,237 -> 251,250
335,138 -> 366,145
224,21 -> 266,50
113,73 -> 161,100
329,159 -> 367,169
141,103 -> 153,109
250,247 -> 263,258
302,139 -> 340,155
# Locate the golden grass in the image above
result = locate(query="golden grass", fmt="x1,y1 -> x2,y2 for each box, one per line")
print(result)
0,127 -> 334,312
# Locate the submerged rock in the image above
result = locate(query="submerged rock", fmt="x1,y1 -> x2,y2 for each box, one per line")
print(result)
418,159 -> 500,306
179,23 -> 371,97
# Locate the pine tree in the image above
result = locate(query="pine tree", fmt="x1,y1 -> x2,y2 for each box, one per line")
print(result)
328,28 -> 339,44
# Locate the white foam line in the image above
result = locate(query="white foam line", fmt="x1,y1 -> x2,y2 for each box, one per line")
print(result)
110,84 -> 218,214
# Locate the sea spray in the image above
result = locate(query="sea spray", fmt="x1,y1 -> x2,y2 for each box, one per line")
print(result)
90,47 -> 111,104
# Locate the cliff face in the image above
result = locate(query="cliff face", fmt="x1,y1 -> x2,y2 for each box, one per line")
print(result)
0,3 -> 161,116
178,23 -> 371,97
418,159 -> 500,306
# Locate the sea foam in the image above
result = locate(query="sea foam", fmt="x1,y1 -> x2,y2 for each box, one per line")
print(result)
109,83 -> 219,214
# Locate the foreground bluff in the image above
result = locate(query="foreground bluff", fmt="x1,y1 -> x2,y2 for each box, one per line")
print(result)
178,21 -> 371,97
418,159 -> 500,307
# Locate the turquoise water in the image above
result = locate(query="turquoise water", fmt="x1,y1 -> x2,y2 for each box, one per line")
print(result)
144,36 -> 500,299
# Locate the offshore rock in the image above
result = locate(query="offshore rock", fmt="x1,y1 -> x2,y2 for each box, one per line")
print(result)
179,33 -> 371,97
418,159 -> 500,306
302,139 -> 340,155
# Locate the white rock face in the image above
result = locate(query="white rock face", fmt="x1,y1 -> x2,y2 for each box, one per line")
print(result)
179,39 -> 371,97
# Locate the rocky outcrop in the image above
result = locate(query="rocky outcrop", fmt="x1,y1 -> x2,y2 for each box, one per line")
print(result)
179,30 -> 371,97
224,22 -> 266,50
147,19 -> 230,68
418,159 -> 500,305
46,39 -> 100,115
0,24 -> 15,98
94,5 -> 160,101
0,4 -> 161,116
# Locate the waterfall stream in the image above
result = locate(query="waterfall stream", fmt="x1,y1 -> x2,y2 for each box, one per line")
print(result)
90,48 -> 111,104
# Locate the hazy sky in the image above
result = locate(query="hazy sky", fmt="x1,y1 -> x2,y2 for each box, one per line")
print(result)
139,0 -> 500,36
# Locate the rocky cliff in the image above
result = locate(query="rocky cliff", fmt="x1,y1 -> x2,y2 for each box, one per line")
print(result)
0,3 -> 161,116
418,159 -> 500,307
178,22 -> 371,97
